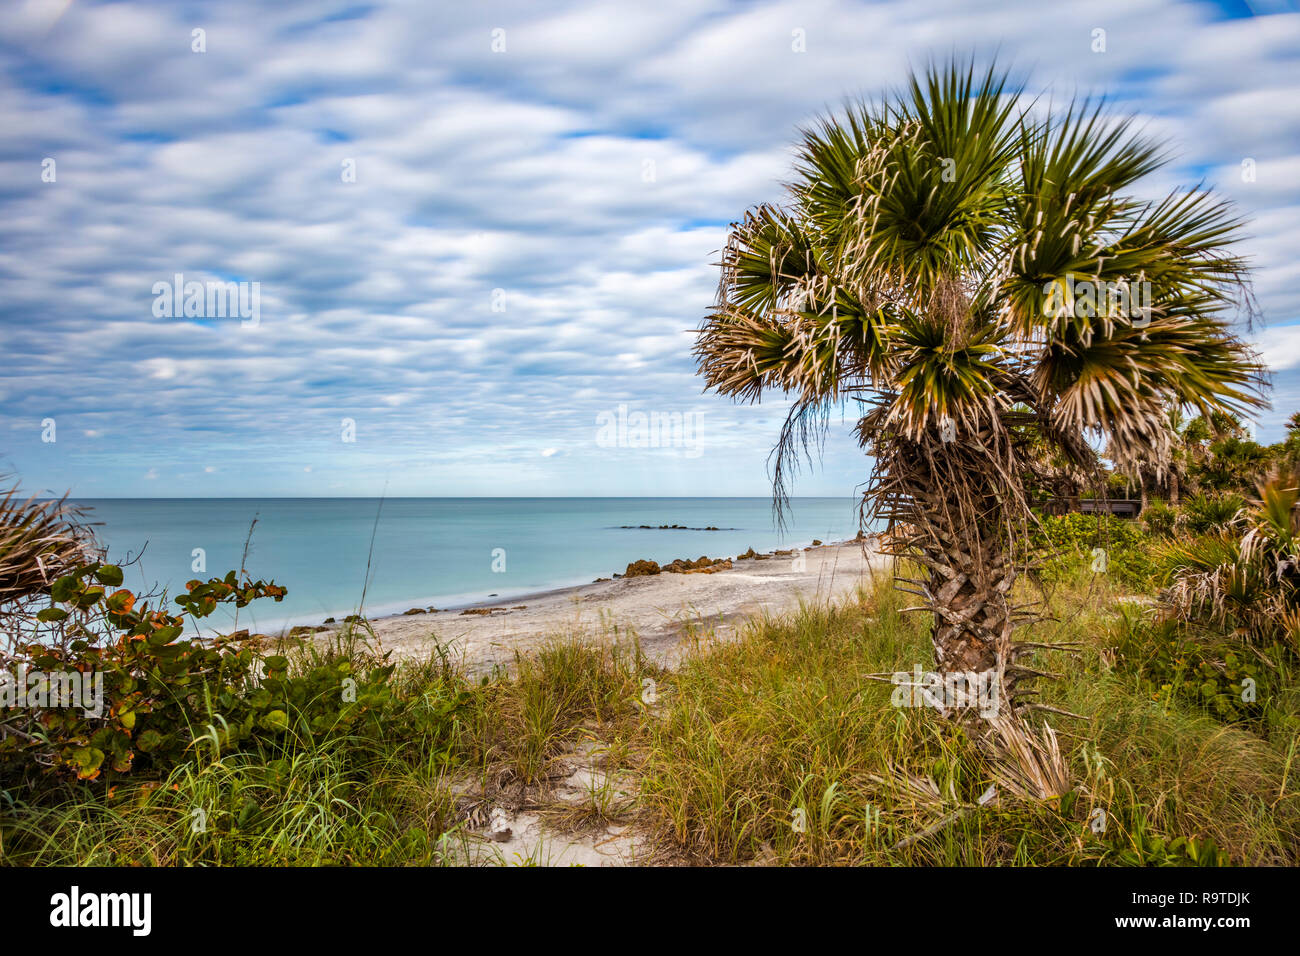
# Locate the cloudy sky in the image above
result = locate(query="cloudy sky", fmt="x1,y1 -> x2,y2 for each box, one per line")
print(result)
1,0 -> 1298,498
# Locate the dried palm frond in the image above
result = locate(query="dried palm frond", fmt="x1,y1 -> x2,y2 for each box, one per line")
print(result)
0,477 -> 95,607
984,715 -> 1072,801
864,762 -> 950,809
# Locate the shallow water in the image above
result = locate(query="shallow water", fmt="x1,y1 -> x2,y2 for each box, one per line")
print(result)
71,497 -> 865,633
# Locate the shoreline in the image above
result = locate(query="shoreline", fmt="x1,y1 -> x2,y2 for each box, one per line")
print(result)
303,538 -> 883,673
340,534 -> 872,623
249,530 -> 859,634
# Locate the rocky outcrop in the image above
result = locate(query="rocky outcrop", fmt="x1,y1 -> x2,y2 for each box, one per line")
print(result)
619,524 -> 725,531
288,624 -> 330,636
662,555 -> 731,573
623,559 -> 661,577
622,555 -> 731,577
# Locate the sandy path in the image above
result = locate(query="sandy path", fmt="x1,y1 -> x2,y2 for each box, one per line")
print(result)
329,540 -> 882,674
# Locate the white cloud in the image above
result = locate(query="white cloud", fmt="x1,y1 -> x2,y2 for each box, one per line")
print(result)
1253,323 -> 1300,372
1,0 -> 1298,494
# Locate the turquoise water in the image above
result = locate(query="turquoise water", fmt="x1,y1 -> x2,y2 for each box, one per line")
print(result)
71,498 -> 863,633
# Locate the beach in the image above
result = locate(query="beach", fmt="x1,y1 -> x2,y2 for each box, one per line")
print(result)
324,539 -> 883,673
74,497 -> 864,635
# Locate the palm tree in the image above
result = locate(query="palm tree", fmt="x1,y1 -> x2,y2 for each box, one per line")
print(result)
695,60 -> 1266,716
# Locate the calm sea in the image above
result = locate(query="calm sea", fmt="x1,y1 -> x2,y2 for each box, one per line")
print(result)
68,498 -> 863,634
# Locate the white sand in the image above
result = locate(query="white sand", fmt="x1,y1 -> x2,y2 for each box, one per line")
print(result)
329,540 -> 883,674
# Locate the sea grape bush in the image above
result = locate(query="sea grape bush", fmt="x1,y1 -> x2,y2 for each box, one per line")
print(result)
0,563 -> 431,786
1113,612 -> 1273,724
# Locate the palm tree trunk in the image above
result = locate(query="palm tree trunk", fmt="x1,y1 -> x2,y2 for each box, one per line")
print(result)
903,482 -> 1017,698
925,543 -> 1013,674
1170,469 -> 1181,507
879,425 -> 1039,715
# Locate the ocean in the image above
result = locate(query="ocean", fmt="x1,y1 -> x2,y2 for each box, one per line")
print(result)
68,497 -> 864,634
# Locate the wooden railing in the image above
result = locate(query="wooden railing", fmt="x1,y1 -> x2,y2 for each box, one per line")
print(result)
1036,497 -> 1142,518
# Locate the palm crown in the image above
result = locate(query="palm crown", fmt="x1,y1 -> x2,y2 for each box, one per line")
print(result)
695,60 -> 1266,705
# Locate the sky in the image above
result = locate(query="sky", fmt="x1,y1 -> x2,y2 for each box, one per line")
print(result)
1,0 -> 1299,498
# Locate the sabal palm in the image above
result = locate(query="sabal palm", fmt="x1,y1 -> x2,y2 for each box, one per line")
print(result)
696,61 -> 1265,712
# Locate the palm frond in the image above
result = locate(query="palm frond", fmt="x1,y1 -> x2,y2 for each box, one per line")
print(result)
0,477 -> 96,607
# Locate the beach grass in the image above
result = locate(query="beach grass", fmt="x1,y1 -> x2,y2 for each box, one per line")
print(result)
635,572 -> 1298,865
2,567 -> 1296,866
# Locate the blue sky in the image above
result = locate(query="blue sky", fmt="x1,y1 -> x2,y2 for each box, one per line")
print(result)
1,0 -> 1299,497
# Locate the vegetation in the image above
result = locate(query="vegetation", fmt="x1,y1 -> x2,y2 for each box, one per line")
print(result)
3,560 -> 1295,867
1029,512 -> 1154,591
638,574 -> 1296,865
1158,471 -> 1300,655
0,464 -> 1293,867
1,56 -> 1294,869
0,478 -> 93,613
692,60 -> 1265,729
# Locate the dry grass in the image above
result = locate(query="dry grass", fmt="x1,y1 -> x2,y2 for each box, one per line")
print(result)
0,478 -> 96,643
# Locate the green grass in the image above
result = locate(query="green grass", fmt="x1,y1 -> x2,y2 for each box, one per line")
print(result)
635,572 -> 1299,865
3,569 -> 1296,866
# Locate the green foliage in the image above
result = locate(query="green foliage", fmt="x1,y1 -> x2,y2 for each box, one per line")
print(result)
0,563 -> 465,788
1181,491 -> 1245,534
4,570 -> 1299,866
1173,411 -> 1294,499
1275,412 -> 1300,469
1140,500 -> 1177,538
1159,473 -> 1300,655
1112,613 -> 1274,724
1104,472 -> 1135,498
1111,832 -> 1231,867
1029,513 -> 1154,591
1194,437 -> 1273,495
636,574 -> 1299,865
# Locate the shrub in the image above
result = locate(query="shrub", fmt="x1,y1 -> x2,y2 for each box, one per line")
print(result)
1028,512 -> 1154,591
1112,612 -> 1274,724
1181,491 -> 1245,535
1159,472 -> 1300,655
0,562 -> 460,788
1140,501 -> 1177,538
